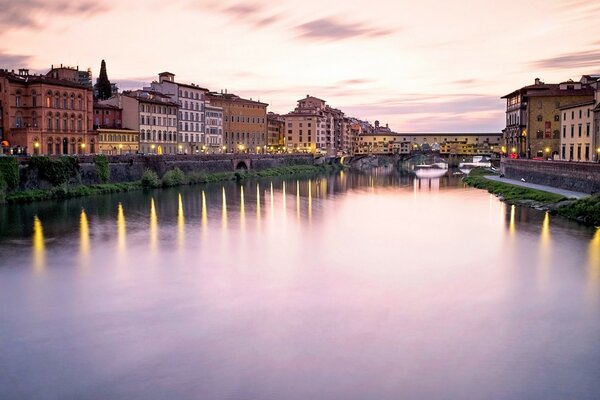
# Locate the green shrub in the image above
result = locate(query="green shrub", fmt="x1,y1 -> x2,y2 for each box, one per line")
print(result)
94,155 -> 110,183
161,168 -> 187,187
187,171 -> 207,184
141,169 -> 161,188
29,156 -> 79,186
0,157 -> 19,189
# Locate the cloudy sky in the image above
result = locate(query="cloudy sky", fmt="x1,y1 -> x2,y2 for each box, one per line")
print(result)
1,0 -> 600,132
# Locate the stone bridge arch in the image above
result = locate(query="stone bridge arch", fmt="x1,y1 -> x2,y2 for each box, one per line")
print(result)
233,159 -> 251,170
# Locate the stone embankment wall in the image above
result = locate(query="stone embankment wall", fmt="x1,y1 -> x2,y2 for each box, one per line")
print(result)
16,154 -> 314,189
501,159 -> 600,194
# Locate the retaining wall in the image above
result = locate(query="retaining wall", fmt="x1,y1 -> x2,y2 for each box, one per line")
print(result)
500,158 -> 600,194
15,154 -> 314,190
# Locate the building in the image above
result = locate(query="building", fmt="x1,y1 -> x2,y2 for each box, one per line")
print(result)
207,91 -> 267,153
559,100 -> 595,161
148,72 -> 208,154
284,95 -> 337,154
102,90 -> 179,155
94,103 -> 139,155
0,67 -> 96,155
267,112 -> 285,152
204,103 -> 223,153
502,78 -> 594,158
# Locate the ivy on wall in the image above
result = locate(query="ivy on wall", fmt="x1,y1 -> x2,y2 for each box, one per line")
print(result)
94,155 -> 110,183
29,156 -> 80,186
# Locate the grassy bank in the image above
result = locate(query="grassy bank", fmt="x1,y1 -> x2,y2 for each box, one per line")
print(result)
556,195 -> 600,227
464,168 -> 600,226
463,168 -> 567,204
2,164 -> 342,205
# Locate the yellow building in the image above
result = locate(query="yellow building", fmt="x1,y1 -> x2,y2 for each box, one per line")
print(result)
98,128 -> 139,155
354,132 -> 502,155
207,91 -> 267,153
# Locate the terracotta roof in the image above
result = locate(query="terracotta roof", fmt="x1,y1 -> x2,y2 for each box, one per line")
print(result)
0,69 -> 92,90
206,92 -> 268,106
558,99 -> 596,110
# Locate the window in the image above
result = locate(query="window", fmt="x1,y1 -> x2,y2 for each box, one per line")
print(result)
537,115 -> 543,122
586,124 -> 590,137
578,125 -> 582,137
554,115 -> 559,122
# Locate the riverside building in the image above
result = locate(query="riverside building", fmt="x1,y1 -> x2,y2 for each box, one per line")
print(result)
148,72 -> 208,154
207,91 -> 267,153
0,67 -> 95,155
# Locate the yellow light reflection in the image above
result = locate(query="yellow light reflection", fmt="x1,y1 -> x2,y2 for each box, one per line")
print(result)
117,203 -> 126,251
178,193 -> 185,249
32,215 -> 45,271
150,198 -> 158,253
201,191 -> 207,231
538,212 -> 551,287
509,205 -> 516,236
282,181 -> 287,211
270,182 -> 274,217
222,187 -> 228,230
240,185 -> 246,230
79,208 -> 90,261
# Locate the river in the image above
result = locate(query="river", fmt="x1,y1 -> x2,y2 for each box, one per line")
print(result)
1,169 -> 599,400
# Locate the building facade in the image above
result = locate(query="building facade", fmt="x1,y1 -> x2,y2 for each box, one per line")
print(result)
284,95 -> 337,154
502,78 -> 594,158
267,112 -> 285,152
204,103 -> 223,153
559,100 -> 595,161
149,72 -> 208,154
207,91 -> 267,153
0,67 -> 96,155
102,90 -> 179,155
94,103 -> 139,155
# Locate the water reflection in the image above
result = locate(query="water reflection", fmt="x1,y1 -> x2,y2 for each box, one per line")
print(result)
117,202 -> 126,252
589,228 -> 600,293
3,170 -> 600,400
178,193 -> 185,250
32,215 -> 45,271
221,187 -> 228,230
150,198 -> 158,253
79,209 -> 90,263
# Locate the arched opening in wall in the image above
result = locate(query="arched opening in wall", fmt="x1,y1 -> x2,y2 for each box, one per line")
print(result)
62,137 -> 68,154
235,161 -> 248,170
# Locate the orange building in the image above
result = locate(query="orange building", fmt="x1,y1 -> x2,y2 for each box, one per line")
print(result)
207,91 -> 267,153
0,67 -> 95,155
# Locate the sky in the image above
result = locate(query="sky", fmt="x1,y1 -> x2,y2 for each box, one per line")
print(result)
1,0 -> 600,132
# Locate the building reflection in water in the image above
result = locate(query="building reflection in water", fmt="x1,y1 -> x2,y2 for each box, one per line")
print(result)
150,198 -> 158,253
117,203 -> 126,252
32,215 -> 45,272
79,208 -> 90,263
256,183 -> 261,226
296,180 -> 300,220
308,179 -> 313,222
538,212 -> 551,287
589,228 -> 600,294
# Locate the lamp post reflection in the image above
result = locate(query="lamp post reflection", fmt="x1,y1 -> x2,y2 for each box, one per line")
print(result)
240,185 -> 246,231
308,179 -> 312,222
178,193 -> 185,251
32,215 -> 45,272
79,208 -> 90,264
296,180 -> 300,220
117,203 -> 126,253
222,187 -> 228,231
150,198 -> 158,253
201,191 -> 207,232
256,183 -> 261,226
588,228 -> 600,296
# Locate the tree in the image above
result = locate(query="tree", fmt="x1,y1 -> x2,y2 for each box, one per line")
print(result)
96,60 -> 112,100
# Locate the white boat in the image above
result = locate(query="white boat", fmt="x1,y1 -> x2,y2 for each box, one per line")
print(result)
415,162 -> 448,178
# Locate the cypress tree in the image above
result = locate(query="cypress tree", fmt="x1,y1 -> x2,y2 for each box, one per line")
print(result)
96,60 -> 112,100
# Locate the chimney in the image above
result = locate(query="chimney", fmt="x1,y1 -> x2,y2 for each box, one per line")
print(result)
535,78 -> 541,85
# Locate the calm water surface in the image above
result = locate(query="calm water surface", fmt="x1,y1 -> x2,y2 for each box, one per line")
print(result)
1,170 -> 599,400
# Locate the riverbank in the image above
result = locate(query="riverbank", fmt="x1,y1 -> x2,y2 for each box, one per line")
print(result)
1,164 -> 343,205
463,168 -> 600,226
